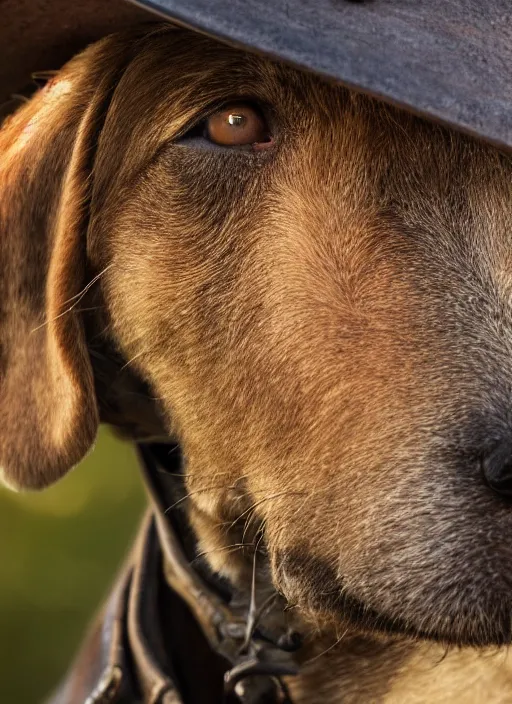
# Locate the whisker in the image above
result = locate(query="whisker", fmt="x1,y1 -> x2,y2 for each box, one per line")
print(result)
192,542 -> 250,563
11,93 -> 30,104
241,507 -> 260,544
303,628 -> 349,665
224,491 -> 306,532
163,482 -> 239,514
243,530 -> 266,649
31,264 -> 113,333
157,468 -> 235,480
32,70 -> 59,86
120,350 -> 146,371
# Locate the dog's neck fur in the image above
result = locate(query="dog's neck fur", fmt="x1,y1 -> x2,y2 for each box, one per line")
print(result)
288,634 -> 512,704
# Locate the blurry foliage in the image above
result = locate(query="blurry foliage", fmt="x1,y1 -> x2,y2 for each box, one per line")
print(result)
0,428 -> 146,704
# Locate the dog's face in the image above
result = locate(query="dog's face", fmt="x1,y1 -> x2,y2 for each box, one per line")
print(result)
1,26 -> 512,648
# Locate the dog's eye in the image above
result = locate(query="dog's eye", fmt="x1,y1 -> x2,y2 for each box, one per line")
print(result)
205,103 -> 271,148
179,103 -> 272,151
177,102 -> 274,152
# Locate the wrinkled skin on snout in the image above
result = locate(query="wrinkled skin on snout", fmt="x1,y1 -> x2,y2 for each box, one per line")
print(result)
1,26 -> 512,649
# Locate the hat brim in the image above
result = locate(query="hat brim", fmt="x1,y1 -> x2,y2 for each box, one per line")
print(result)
1,0 -> 510,151
130,0 -> 512,152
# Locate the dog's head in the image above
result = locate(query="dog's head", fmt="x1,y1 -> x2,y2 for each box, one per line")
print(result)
1,25 -> 512,647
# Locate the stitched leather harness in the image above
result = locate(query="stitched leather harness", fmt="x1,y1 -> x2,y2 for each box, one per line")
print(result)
48,444 -> 302,704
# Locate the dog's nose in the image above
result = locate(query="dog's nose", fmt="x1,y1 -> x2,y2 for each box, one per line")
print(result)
481,440 -> 512,499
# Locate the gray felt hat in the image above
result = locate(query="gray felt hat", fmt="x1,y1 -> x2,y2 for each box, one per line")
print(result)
1,0 -> 511,150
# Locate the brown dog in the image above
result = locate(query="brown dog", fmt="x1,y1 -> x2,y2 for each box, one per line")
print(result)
1,24 -> 512,703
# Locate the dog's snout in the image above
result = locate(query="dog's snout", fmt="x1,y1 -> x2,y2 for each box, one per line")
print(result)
481,439 -> 512,499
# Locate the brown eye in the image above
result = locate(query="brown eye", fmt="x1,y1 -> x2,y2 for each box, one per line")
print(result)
205,103 -> 272,149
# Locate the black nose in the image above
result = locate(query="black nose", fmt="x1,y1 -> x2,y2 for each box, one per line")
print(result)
481,440 -> 512,499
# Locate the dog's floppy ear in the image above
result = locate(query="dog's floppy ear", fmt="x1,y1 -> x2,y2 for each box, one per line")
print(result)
0,36 -> 136,490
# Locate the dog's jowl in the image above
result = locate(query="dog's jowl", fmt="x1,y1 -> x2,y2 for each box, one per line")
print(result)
1,24 -> 512,704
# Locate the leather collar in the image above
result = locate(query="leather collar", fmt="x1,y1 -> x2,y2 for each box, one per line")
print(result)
48,443 -> 301,704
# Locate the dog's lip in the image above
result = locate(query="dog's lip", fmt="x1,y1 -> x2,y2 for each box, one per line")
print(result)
301,586 -> 512,647
277,551 -> 512,647
292,584 -> 512,647
277,554 -> 420,638
328,588 -> 421,640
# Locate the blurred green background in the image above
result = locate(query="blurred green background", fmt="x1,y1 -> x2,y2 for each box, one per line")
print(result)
0,428 -> 146,704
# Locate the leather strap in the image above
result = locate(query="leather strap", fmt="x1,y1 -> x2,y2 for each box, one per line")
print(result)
46,444 -> 301,704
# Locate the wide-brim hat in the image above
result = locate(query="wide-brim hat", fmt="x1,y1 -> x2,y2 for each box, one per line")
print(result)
1,0 -> 511,151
